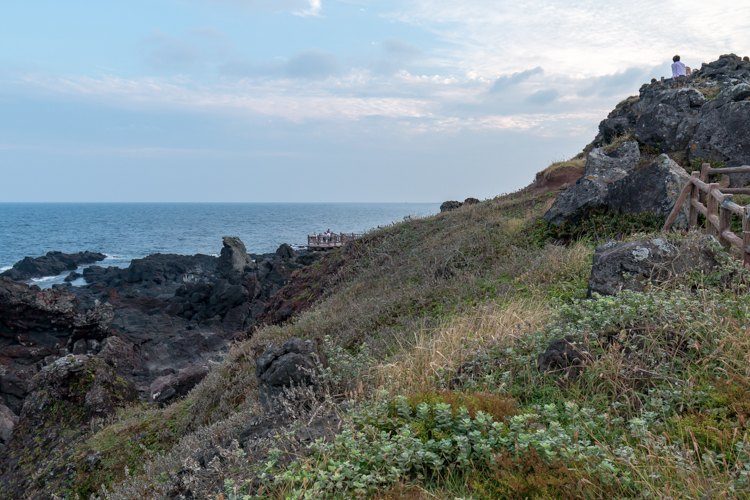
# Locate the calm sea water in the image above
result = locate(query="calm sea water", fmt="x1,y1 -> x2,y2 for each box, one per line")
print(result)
0,203 -> 438,286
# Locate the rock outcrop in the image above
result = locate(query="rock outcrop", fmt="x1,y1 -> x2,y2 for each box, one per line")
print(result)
544,141 -> 689,226
1,355 -> 137,495
218,236 -> 254,279
1,251 -> 106,281
547,54 -> 750,227
256,338 -> 324,404
595,54 -> 750,183
0,237 -> 322,419
0,277 -> 113,413
588,235 -> 721,296
439,198 -> 481,212
440,200 -> 463,212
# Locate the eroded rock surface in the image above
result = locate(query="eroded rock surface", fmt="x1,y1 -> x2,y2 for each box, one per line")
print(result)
588,235 -> 721,296
0,237 -> 322,419
544,142 -> 689,226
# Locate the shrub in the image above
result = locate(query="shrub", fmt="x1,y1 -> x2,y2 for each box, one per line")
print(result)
255,397 -> 635,498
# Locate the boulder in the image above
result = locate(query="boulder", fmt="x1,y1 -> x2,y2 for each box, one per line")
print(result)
544,141 -> 641,225
588,235 -> 721,296
23,354 -> 137,419
463,197 -> 480,206
149,364 -> 209,404
256,338 -> 324,402
218,236 -> 253,278
606,154 -> 690,224
545,141 -> 690,227
276,243 -> 296,260
440,200 -> 463,212
537,337 -> 589,380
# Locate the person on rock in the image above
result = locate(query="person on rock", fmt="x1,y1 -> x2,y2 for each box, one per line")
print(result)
671,55 -> 687,78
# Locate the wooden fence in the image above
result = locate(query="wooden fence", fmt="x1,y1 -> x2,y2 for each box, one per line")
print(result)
663,163 -> 750,268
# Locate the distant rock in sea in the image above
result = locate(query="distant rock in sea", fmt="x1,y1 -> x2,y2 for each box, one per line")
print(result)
1,251 -> 106,281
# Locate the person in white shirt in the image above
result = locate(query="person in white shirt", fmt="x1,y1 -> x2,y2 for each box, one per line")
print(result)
671,55 -> 687,78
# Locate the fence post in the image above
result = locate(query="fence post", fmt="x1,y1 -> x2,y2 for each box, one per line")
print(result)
718,194 -> 733,249
706,183 -> 720,237
744,206 -> 750,269
689,172 -> 699,228
700,163 -> 711,210
663,177 -> 695,231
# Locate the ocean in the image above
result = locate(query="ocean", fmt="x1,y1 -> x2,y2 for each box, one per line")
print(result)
0,203 -> 439,287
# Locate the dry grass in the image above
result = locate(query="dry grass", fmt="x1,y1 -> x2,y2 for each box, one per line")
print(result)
376,300 -> 552,395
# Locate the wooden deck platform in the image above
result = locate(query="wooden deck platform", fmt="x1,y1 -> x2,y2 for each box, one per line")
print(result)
307,233 -> 359,250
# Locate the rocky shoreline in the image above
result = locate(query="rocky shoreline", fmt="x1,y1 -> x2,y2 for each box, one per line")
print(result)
0,236 -> 324,451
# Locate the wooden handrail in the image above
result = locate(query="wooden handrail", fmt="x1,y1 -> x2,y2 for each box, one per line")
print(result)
722,188 -> 750,195
705,165 -> 750,175
663,162 -> 750,268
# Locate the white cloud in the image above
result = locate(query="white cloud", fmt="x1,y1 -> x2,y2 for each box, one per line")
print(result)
19,73 -> 431,123
13,0 -> 750,144
293,0 -> 322,17
386,0 -> 750,78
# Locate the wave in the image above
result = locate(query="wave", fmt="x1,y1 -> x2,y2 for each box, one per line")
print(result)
30,275 -> 61,284
0,266 -> 10,272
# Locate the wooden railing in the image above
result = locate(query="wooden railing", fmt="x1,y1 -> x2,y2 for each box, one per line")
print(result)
663,163 -> 750,268
307,233 -> 360,249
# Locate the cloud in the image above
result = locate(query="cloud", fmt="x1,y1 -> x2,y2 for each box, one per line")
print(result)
219,49 -> 340,79
140,29 -> 230,72
387,0 -> 750,78
142,33 -> 200,71
577,66 -> 658,97
205,0 -> 322,16
293,0 -> 322,17
489,67 -> 543,93
382,39 -> 421,58
18,73 -> 432,123
525,89 -> 559,105
285,50 -> 339,78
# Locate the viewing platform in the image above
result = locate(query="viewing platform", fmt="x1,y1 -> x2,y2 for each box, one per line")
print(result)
307,233 -> 360,250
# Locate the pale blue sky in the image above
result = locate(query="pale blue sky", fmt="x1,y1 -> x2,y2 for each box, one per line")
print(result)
1,0 -> 749,202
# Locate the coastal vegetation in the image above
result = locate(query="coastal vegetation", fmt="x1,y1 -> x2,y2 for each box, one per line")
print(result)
69,182 -> 749,498
2,54 -> 750,499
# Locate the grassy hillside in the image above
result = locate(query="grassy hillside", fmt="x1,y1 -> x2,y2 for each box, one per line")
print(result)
43,182 -> 750,498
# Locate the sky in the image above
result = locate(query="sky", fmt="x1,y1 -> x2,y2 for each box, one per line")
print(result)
1,1 -> 749,202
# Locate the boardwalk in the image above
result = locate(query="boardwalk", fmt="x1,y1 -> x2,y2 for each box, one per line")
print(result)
307,233 -> 359,250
